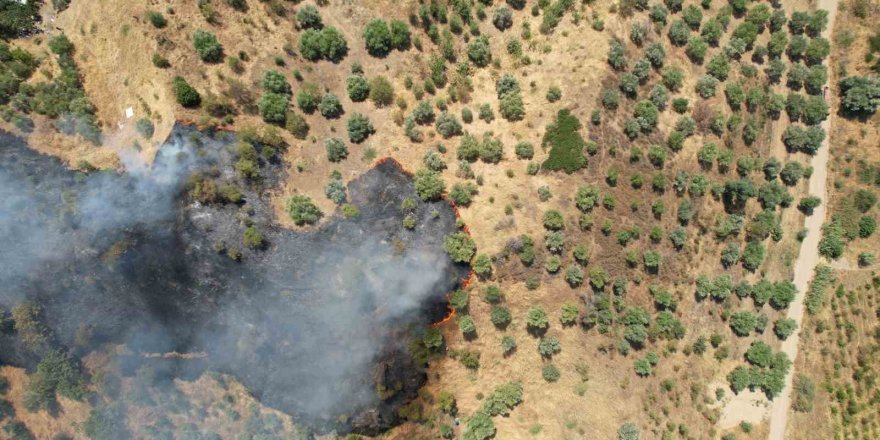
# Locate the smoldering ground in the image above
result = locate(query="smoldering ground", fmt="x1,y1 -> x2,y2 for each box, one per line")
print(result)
0,126 -> 467,433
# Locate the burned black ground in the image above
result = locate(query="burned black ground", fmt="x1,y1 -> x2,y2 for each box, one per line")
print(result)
0,125 -> 467,434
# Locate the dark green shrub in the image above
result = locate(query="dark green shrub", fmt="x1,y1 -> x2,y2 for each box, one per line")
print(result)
296,5 -> 323,29
363,19 -> 392,57
542,109 -> 587,173
286,195 -> 322,225
172,76 -> 201,107
444,231 -> 476,263
346,75 -> 370,101
838,75 -> 880,116
347,113 -> 374,143
259,93 -> 289,124
193,30 -> 223,62
145,11 -> 167,28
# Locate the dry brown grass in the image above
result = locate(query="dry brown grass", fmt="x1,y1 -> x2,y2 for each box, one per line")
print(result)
2,0 -> 876,438
0,366 -> 90,440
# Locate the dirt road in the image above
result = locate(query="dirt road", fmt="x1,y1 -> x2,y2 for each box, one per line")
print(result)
765,0 -> 838,439
719,0 -> 838,437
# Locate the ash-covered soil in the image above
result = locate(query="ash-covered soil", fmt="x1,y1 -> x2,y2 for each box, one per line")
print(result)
0,125 -> 468,434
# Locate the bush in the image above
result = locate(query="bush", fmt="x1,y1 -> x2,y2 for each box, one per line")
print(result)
324,138 -> 348,162
317,93 -> 343,119
463,411 -> 495,440
686,36 -> 708,63
458,315 -> 476,335
299,29 -> 323,60
729,311 -> 757,336
645,43 -> 665,68
346,75 -> 370,102
261,70 -> 291,95
527,306 -> 549,331
738,238 -> 765,269
608,39 -> 628,70
774,318 -> 797,340
542,364 -> 560,382
493,7 -> 513,30
325,179 -> 346,204
450,182 -> 478,206
482,382 -> 523,416
696,75 -> 718,98
467,36 -> 492,67
491,306 -> 512,328
259,93 -> 289,124
414,169 -> 445,201
782,125 -> 825,155
363,19 -> 392,57
804,37 -> 830,65
618,422 -> 640,440
444,232 -> 475,263
390,20 -> 411,50
243,226 -> 264,249
538,336 -> 561,357
819,220 -> 845,259
318,27 -> 348,62
514,141 -> 534,159
542,109 -> 587,173
853,189 -> 877,213
287,196 -> 322,225
23,350 -> 87,413
347,113 -> 374,143
145,11 -> 167,28
193,30 -> 223,62
296,5 -> 323,29
172,76 -> 201,108
792,375 -> 815,413
565,265 -> 583,287
368,76 -> 394,107
0,0 -> 41,38
543,210 -> 565,231
435,111 -> 463,138
546,86 -> 562,102
285,111 -> 309,139
296,83 -> 320,113
135,118 -> 154,138
662,66 -> 684,91
798,196 -> 821,214
412,100 -> 435,125
668,19 -> 690,46
838,75 -> 880,116
859,215 -> 876,238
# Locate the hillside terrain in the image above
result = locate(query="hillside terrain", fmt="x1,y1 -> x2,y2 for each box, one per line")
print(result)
0,0 -> 879,439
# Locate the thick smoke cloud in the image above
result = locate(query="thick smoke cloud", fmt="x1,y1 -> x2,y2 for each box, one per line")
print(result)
0,126 -> 465,432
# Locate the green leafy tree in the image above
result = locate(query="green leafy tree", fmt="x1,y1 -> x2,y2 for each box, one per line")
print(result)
363,19 -> 392,57
172,76 -> 201,108
729,311 -> 757,336
286,195 -> 322,225
838,75 -> 880,116
444,232 -> 476,263
462,412 -> 495,440
193,30 -> 223,62
618,422 -> 641,440
435,111 -> 463,138
347,113 -> 375,143
527,306 -> 549,332
261,70 -> 291,95
346,75 -> 370,102
389,20 -> 411,50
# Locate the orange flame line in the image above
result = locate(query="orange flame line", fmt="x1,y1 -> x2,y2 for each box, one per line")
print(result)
374,157 -> 476,326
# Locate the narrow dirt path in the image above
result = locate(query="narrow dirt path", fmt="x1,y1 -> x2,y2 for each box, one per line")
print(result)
765,0 -> 838,439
